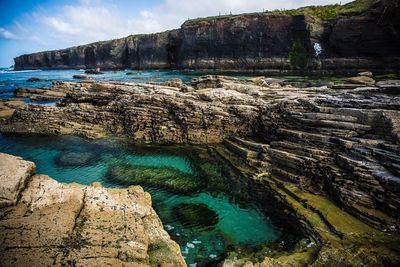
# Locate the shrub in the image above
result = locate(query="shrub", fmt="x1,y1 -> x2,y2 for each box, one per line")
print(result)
289,41 -> 308,71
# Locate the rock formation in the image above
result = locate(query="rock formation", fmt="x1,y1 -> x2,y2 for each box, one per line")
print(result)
0,153 -> 185,267
13,0 -> 400,73
1,75 -> 399,231
1,74 -> 400,265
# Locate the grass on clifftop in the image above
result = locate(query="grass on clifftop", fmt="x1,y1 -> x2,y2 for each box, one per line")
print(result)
268,0 -> 379,20
182,0 -> 379,26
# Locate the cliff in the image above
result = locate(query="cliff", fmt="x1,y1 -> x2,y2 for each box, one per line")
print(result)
0,153 -> 186,266
14,0 -> 400,72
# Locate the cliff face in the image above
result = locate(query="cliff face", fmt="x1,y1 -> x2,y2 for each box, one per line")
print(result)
14,0 -> 400,71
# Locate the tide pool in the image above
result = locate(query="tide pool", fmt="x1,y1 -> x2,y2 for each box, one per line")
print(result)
0,133 -> 282,266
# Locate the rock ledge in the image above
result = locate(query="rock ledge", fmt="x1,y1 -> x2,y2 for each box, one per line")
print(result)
0,153 -> 185,267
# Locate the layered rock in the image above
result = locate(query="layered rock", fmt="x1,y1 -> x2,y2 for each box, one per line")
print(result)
13,0 -> 400,73
1,76 -> 399,232
0,153 -> 185,267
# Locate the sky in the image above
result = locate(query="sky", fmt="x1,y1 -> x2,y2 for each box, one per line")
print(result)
0,0 -> 352,67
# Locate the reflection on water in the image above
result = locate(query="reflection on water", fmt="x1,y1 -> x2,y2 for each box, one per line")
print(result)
0,134 -> 297,266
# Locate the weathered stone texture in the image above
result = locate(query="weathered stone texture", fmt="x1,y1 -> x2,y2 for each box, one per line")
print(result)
0,153 -> 185,267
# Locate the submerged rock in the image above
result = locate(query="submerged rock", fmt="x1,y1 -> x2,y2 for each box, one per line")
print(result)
26,77 -> 46,82
172,203 -> 219,230
73,74 -> 91,79
106,163 -> 202,193
55,151 -> 98,167
0,153 -> 186,266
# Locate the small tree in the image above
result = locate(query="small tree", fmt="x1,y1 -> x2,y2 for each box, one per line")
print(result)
288,41 -> 308,71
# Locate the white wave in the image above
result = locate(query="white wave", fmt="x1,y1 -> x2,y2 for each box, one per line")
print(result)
8,69 -> 43,73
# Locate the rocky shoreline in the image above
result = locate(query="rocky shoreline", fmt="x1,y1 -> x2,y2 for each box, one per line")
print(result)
0,73 -> 400,265
0,153 -> 185,266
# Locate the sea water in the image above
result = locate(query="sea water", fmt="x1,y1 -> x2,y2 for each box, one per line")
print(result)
0,134 -> 282,266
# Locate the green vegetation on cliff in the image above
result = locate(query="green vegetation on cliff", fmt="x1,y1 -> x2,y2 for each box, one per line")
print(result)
288,41 -> 308,71
268,0 -> 379,19
182,0 -> 379,26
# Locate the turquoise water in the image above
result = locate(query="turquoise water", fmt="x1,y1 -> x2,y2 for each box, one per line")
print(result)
0,134 -> 282,266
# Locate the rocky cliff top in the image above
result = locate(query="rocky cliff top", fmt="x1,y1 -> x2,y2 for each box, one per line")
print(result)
0,153 -> 185,267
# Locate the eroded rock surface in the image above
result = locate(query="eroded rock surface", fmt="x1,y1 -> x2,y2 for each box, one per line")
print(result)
0,153 -> 185,267
1,76 -> 399,232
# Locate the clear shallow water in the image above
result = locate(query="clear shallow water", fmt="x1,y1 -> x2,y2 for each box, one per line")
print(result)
0,134 -> 282,266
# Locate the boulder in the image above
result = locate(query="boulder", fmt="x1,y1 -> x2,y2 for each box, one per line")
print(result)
163,78 -> 183,88
191,75 -> 224,89
346,76 -> 375,86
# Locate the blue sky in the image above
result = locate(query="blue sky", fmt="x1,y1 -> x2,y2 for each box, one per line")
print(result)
0,0 -> 351,67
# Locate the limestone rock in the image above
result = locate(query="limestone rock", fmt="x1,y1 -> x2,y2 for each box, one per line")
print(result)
1,76 -> 400,230
0,153 -> 185,267
163,78 -> 183,88
346,76 -> 375,86
376,79 -> 400,88
0,100 -> 26,120
0,153 -> 35,207
358,71 -> 373,77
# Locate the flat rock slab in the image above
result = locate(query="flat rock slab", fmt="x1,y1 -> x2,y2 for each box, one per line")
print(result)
0,153 -> 35,207
0,153 -> 185,267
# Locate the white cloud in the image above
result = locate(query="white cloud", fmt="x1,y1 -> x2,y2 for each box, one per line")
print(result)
0,27 -> 17,40
43,17 -> 81,34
